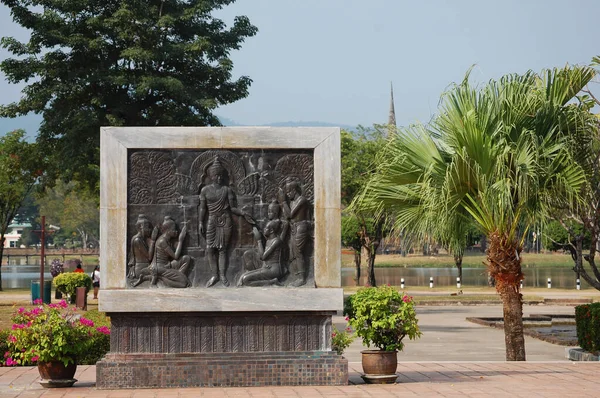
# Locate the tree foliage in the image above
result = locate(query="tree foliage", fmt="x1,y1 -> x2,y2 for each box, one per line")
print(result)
36,180 -> 99,248
549,62 -> 600,291
0,0 -> 257,190
341,128 -> 385,207
0,130 -> 44,289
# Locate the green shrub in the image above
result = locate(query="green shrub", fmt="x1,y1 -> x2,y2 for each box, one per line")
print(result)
0,329 -> 10,363
53,272 -> 92,303
78,310 -> 111,365
575,303 -> 600,353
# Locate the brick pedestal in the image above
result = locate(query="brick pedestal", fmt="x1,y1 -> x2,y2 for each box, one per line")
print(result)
96,311 -> 348,389
96,351 -> 347,388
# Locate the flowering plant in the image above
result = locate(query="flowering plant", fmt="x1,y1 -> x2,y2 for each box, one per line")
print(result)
344,285 -> 422,352
331,324 -> 354,355
49,258 -> 64,278
4,300 -> 110,367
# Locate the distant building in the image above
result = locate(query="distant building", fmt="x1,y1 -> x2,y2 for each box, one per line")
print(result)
3,221 -> 32,248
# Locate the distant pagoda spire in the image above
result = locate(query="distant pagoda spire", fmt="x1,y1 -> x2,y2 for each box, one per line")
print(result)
388,82 -> 396,126
387,82 -> 396,136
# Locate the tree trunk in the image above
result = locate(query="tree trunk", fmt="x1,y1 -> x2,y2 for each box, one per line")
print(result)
366,245 -> 377,287
454,253 -> 463,282
574,237 -> 583,280
353,248 -> 362,286
0,240 -> 4,291
480,234 -> 487,253
498,280 -> 525,360
487,231 -> 525,361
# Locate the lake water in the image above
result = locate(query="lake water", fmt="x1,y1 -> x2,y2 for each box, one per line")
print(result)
2,264 -> 97,289
342,266 -> 593,289
1,264 -> 592,290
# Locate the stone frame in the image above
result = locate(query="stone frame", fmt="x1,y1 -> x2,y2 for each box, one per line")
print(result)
99,127 -> 342,313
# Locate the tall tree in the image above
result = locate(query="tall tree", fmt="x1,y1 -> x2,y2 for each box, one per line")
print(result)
341,128 -> 385,286
36,180 -> 100,249
0,0 -> 257,190
548,75 -> 600,290
356,66 -> 595,360
0,130 -> 44,290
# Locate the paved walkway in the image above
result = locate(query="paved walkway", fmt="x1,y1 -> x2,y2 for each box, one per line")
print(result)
2,291 -> 599,396
1,362 -> 599,397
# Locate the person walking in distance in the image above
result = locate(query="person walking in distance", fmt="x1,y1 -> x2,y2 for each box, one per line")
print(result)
91,265 -> 100,299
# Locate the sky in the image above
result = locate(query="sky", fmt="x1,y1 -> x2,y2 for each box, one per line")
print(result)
2,0 -> 600,134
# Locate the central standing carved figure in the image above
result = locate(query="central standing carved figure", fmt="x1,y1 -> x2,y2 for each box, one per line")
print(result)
199,157 -> 254,287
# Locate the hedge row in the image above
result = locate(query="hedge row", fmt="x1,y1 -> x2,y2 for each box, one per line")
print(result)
575,303 -> 600,353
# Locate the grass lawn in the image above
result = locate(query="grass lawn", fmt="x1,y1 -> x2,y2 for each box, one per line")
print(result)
342,252 -> 574,268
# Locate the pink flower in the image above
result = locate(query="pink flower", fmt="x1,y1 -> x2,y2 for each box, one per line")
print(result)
402,295 -> 411,303
58,300 -> 68,308
8,335 -> 16,343
12,324 -> 26,330
4,352 -> 10,358
5,357 -> 17,366
332,333 -> 337,338
31,356 -> 39,362
344,316 -> 349,321
17,307 -> 25,314
33,299 -> 43,305
96,326 -> 110,335
79,318 -> 94,327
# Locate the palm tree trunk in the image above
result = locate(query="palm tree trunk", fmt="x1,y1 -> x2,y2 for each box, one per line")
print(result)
487,231 -> 526,361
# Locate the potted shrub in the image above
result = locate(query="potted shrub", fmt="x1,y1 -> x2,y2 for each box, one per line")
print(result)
53,272 -> 92,304
4,299 -> 110,387
344,285 -> 422,383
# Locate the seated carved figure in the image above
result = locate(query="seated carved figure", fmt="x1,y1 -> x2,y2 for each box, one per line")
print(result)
131,216 -> 191,288
127,214 -> 158,279
238,220 -> 285,287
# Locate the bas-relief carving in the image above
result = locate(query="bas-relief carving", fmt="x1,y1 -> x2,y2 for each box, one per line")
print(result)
126,149 -> 314,289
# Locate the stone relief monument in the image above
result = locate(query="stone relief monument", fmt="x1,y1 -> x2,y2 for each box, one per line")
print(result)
126,149 -> 315,289
97,127 -> 345,389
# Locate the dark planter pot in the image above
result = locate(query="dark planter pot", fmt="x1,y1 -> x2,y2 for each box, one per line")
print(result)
361,350 -> 398,384
37,360 -> 77,388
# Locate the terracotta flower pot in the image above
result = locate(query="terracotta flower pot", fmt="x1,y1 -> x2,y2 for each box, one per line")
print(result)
361,350 -> 398,384
37,360 -> 77,388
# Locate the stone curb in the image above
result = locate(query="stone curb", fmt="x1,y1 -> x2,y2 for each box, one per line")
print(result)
566,347 -> 600,361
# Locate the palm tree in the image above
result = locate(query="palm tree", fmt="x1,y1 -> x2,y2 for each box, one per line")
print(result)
354,66 -> 595,360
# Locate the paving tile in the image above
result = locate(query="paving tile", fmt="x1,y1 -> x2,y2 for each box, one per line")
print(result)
1,362 -> 599,397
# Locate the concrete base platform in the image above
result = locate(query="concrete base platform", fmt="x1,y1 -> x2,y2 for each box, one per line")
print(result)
95,352 -> 348,389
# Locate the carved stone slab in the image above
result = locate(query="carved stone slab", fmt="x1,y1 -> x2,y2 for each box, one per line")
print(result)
100,127 -> 341,295
126,149 -> 315,289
